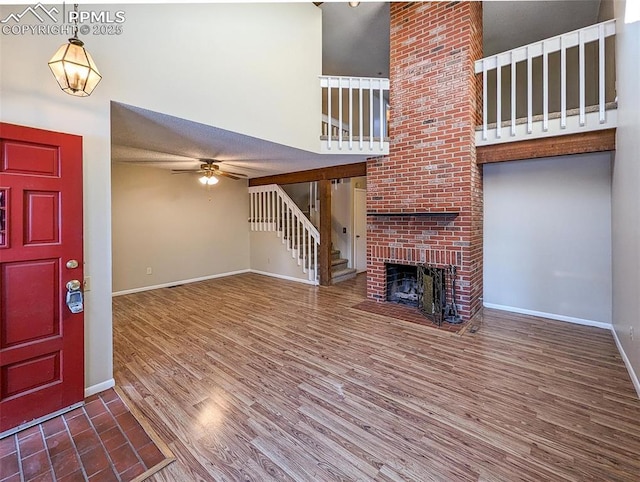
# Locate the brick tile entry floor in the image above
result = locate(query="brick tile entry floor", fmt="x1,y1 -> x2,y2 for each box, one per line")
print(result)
0,389 -> 170,481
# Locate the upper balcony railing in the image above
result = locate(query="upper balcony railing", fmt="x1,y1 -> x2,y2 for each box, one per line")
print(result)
475,20 -> 616,146
320,75 -> 390,154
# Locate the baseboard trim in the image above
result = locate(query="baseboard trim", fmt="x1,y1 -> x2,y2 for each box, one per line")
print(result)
611,328 -> 640,399
112,269 -> 251,296
85,378 -> 115,398
249,269 -> 318,286
483,303 -> 612,330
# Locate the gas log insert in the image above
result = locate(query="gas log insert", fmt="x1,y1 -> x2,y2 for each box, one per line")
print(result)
385,263 -> 462,325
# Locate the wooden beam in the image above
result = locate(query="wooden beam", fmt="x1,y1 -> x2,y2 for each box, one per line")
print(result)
318,179 -> 332,286
248,162 -> 366,187
476,129 -> 616,164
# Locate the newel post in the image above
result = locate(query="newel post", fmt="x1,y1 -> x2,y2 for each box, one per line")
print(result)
318,179 -> 332,286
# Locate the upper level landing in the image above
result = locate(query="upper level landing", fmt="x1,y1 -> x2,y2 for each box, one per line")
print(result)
475,20 -> 617,162
319,75 -> 389,156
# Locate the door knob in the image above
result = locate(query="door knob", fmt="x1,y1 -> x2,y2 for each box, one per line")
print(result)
66,259 -> 79,269
66,280 -> 81,291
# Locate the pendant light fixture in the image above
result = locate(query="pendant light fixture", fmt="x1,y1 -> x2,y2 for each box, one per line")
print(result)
48,4 -> 102,97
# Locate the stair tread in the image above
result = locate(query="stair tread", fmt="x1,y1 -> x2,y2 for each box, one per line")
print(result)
331,258 -> 349,266
331,268 -> 358,284
332,267 -> 356,277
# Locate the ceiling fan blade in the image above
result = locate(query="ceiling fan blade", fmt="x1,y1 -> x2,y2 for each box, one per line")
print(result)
216,171 -> 245,180
208,163 -> 248,179
133,160 -> 199,163
222,171 -> 248,178
171,169 -> 204,174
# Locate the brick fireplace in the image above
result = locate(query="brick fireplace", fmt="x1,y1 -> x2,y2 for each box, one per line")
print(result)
366,2 -> 483,321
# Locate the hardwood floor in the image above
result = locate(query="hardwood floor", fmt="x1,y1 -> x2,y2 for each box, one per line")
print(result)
112,273 -> 640,481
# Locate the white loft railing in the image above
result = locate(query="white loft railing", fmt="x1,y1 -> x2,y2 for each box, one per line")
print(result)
320,75 -> 390,153
249,184 -> 319,284
475,20 -> 616,146
321,114 -> 350,139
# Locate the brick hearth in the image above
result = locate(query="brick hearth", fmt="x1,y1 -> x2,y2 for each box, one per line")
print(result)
367,2 -> 483,321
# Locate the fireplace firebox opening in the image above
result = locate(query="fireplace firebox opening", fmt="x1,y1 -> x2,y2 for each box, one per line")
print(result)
385,263 -> 462,326
386,264 -> 419,307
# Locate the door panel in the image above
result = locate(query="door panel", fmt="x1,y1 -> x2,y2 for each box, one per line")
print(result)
24,191 -> 60,245
0,123 -> 84,434
2,259 -> 60,346
2,141 -> 59,176
3,352 -> 60,398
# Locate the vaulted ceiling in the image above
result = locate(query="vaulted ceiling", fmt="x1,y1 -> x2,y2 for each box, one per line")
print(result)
113,1 -> 605,178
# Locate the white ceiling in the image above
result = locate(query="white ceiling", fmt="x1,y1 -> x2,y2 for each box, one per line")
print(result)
483,1 -> 602,56
321,2 -> 390,78
112,0 -> 604,179
111,102 -> 370,178
319,1 -> 603,74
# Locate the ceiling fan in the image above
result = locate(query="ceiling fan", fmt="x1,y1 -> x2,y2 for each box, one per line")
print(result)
171,159 -> 248,185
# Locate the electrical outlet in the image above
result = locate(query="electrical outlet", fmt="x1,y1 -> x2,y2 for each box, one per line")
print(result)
83,277 -> 91,291
146,267 -> 152,275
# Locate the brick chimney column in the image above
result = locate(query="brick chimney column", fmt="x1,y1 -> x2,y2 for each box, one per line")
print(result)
366,2 -> 483,321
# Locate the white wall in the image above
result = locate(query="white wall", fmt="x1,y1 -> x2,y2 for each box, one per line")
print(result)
249,231 -> 313,283
612,0 -> 640,394
484,153 -> 612,325
0,3 -> 322,392
111,163 -> 250,293
282,183 -> 312,212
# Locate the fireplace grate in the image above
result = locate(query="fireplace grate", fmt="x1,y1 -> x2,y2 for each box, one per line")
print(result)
417,265 -> 446,325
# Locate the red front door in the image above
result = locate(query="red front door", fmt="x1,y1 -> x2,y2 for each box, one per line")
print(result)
0,123 -> 84,434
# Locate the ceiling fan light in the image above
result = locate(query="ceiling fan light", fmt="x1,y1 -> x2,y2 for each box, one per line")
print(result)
199,174 -> 218,185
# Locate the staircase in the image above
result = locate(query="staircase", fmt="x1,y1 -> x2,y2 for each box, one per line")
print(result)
331,248 -> 357,284
249,184 -> 319,284
249,184 -> 359,286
